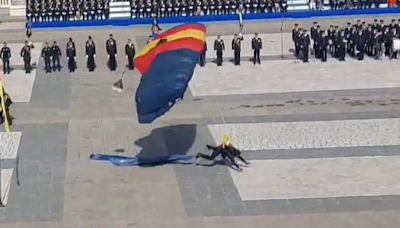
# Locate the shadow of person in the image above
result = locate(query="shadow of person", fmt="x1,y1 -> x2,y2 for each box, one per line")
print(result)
134,124 -> 197,167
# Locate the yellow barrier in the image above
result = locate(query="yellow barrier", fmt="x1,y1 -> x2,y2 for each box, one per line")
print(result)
0,74 -> 10,132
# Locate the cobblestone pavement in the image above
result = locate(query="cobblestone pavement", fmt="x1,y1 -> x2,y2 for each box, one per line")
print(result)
1,17 -> 400,227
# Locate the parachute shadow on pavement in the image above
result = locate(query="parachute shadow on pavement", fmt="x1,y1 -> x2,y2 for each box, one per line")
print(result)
133,124 -> 197,167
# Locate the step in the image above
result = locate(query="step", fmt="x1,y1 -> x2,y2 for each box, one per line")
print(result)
288,5 -> 309,11
109,12 -> 131,18
109,1 -> 131,7
109,7 -> 131,13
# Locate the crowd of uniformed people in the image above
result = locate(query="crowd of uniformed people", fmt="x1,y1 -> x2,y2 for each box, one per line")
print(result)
26,0 -> 290,22
292,18 -> 400,62
0,34 -> 136,74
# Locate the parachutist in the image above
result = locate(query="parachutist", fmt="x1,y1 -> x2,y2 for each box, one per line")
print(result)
195,134 -> 249,171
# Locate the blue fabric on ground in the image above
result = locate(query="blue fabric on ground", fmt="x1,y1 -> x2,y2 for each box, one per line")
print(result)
90,153 -> 196,166
30,8 -> 400,29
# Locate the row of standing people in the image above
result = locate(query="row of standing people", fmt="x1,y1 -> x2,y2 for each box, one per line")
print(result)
292,19 -> 400,62
200,33 -> 262,67
0,34 -> 137,74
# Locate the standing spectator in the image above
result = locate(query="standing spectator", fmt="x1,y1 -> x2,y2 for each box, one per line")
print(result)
20,41 -> 32,74
252,33 -> 262,64
125,39 -> 136,70
86,36 -> 96,72
41,42 -> 52,73
106,34 -> 117,71
214,35 -> 225,66
0,42 -> 11,74
232,33 -> 243,65
199,41 -> 207,66
66,39 -> 76,72
51,41 -> 62,72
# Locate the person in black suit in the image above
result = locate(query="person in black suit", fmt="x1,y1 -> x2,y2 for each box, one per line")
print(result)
51,41 -> 62,71
232,33 -> 243,66
0,42 -> 11,74
214,35 -> 224,66
20,41 -> 32,73
86,36 -> 96,71
41,42 -> 52,73
251,33 -> 262,65
66,38 -> 76,72
106,34 -> 117,71
199,41 -> 207,66
125,39 -> 136,70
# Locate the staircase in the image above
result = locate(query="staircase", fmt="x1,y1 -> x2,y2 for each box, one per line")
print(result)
287,0 -> 309,11
109,1 -> 131,19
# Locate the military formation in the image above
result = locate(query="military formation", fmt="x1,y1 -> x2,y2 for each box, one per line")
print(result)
205,33 -> 262,67
0,34 -> 136,75
292,19 -> 400,63
26,0 -> 288,22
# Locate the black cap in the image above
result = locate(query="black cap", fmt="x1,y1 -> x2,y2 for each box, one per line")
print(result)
380,19 -> 384,22
362,21 -> 366,24
317,25 -> 321,28
313,21 -> 317,24
357,19 -> 361,22
294,23 -> 298,26
303,29 -> 307,32
392,19 -> 395,22
347,22 -> 351,25
374,19 -> 378,22
320,30 -> 324,33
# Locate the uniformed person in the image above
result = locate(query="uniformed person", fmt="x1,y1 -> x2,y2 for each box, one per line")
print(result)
300,30 -> 310,62
51,41 -> 61,71
214,35 -> 224,66
86,36 -> 96,72
106,34 -> 117,71
41,42 -> 52,73
292,24 -> 300,58
251,33 -> 262,64
0,42 -> 11,74
20,41 -> 32,74
336,29 -> 346,61
66,39 -> 76,72
199,41 -> 207,66
125,38 -> 135,70
310,22 -> 318,56
232,34 -> 243,65
356,30 -> 366,60
320,30 -> 328,62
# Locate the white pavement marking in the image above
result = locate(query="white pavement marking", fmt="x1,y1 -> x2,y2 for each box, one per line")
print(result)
8,43 -> 42,66
3,70 -> 36,102
0,22 -> 25,31
230,156 -> 400,200
0,132 -> 21,159
189,60 -> 400,96
208,118 -> 400,150
0,169 -> 13,205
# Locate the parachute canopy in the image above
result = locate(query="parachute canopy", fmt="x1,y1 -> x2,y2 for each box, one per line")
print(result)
134,23 -> 206,123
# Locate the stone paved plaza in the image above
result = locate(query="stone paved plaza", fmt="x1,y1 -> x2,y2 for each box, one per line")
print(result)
2,17 -> 400,227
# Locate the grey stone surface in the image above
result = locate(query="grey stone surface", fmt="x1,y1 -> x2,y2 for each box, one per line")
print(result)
2,20 -> 400,228
0,123 -> 68,223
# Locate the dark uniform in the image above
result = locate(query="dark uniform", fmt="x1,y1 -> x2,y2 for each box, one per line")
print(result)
336,30 -> 346,61
251,34 -> 262,64
300,31 -> 310,62
0,43 -> 11,74
20,42 -> 31,73
292,24 -> 300,57
51,42 -> 61,71
41,43 -> 52,73
199,41 -> 207,66
214,36 -> 224,66
86,37 -> 96,71
232,34 -> 243,65
125,40 -> 136,70
106,35 -> 117,71
356,31 -> 366,60
66,40 -> 76,72
319,31 -> 328,62
310,22 -> 318,56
